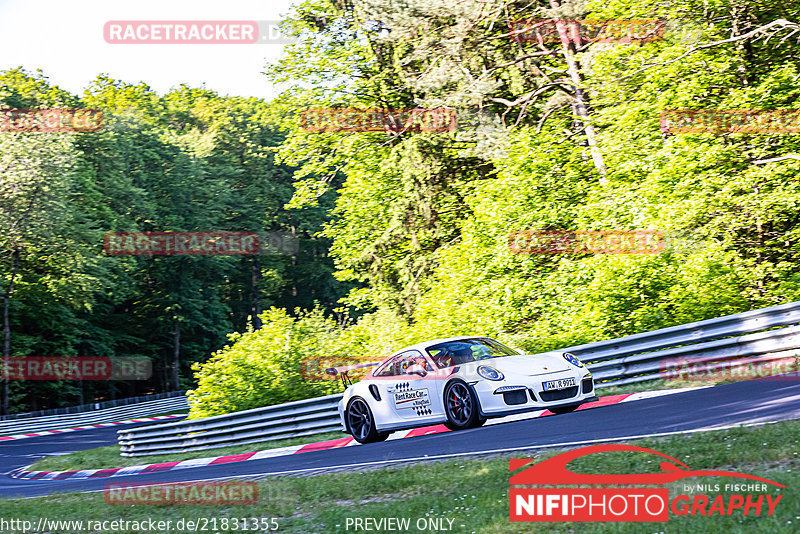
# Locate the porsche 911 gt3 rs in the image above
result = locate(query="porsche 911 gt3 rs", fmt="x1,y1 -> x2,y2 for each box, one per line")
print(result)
328,336 -> 597,443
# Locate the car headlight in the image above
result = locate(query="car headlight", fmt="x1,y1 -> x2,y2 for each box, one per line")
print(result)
563,353 -> 584,368
477,365 -> 504,381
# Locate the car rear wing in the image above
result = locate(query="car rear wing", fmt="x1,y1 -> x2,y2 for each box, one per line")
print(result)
325,361 -> 381,388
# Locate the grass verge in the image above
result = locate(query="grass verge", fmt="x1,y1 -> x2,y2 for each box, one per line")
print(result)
2,417 -> 798,533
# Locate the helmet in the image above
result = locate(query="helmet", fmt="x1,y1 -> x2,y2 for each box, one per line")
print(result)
450,345 -> 473,363
432,348 -> 454,368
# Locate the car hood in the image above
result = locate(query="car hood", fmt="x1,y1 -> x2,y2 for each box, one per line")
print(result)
475,353 -> 575,377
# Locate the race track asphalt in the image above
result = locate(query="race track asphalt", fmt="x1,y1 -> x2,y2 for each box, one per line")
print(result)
2,377 -> 799,498
0,424 -> 142,474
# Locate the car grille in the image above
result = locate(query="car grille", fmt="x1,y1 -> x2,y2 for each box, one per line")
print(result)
582,377 -> 593,394
540,386 -> 579,402
503,390 -> 528,405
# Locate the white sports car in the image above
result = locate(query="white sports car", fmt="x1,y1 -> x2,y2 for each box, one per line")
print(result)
328,336 -> 597,443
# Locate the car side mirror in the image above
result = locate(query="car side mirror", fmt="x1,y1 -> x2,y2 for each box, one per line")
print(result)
406,364 -> 427,377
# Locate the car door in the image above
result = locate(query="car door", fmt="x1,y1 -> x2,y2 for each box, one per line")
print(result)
386,350 -> 443,422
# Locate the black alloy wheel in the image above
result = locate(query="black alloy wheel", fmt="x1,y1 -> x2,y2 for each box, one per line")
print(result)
346,397 -> 389,443
443,381 -> 480,431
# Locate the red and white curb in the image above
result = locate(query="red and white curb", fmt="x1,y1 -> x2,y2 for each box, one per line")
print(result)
0,415 -> 185,443
10,387 -> 704,481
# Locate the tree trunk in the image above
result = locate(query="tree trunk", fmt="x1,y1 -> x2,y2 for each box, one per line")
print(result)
251,257 -> 262,330
1,246 -> 20,415
731,2 -> 752,87
172,318 -> 181,390
290,225 -> 298,301
548,0 -> 608,183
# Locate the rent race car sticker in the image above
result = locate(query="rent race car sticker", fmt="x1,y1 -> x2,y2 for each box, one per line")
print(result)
509,444 -> 784,522
394,382 -> 432,416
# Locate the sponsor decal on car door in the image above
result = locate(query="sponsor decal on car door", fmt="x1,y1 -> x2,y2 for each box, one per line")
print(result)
394,381 -> 432,416
389,351 -> 441,419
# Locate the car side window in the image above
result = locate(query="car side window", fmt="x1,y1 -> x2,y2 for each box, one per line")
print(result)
374,350 -> 433,376
374,355 -> 404,377
398,350 -> 432,373
409,352 -> 432,371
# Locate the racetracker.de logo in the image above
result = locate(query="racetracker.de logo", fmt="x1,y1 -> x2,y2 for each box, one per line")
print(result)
103,21 -> 296,44
0,109 -> 103,132
104,482 -> 257,505
300,355 -> 377,382
1,356 -> 151,381
661,354 -> 800,384
660,109 -> 800,134
509,444 -> 784,522
508,230 -> 664,255
299,108 -> 457,134
103,231 -> 299,256
509,18 -> 665,44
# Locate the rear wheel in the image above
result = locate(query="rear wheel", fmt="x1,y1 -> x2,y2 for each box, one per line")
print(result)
346,397 -> 389,444
443,381 -> 480,431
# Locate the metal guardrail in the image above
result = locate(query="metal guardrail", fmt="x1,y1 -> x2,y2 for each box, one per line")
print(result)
565,300 -> 800,364
118,394 -> 342,456
586,323 -> 800,386
0,395 -> 188,436
0,390 -> 185,421
118,301 -> 800,456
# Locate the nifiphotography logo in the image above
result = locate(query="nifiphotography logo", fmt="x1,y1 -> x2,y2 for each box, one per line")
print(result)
509,444 -> 784,522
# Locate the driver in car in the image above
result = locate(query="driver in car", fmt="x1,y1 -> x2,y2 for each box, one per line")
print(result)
433,345 -> 475,368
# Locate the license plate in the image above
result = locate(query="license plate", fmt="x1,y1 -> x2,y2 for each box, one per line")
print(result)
543,377 -> 576,391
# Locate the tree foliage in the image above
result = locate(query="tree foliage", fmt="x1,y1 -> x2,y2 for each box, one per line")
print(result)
0,70 -> 347,413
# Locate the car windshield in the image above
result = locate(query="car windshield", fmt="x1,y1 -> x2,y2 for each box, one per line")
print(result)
426,338 -> 519,369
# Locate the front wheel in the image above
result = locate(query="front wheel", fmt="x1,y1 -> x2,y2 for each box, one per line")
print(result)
346,397 -> 389,444
443,381 -> 480,431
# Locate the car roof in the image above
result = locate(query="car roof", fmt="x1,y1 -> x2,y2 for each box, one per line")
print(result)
380,336 -> 487,362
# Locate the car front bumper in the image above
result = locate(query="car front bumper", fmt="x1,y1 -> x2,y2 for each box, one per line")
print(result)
472,371 -> 596,416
